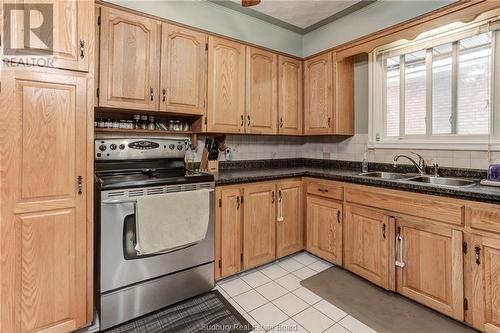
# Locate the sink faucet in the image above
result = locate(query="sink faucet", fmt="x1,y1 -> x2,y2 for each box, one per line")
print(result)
393,152 -> 427,175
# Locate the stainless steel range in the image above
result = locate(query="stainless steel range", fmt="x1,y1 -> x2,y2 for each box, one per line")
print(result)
94,137 -> 215,330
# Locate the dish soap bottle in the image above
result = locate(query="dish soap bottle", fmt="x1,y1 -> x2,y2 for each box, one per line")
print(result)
362,150 -> 369,173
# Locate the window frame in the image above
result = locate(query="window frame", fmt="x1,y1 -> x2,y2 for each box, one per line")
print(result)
369,18 -> 500,151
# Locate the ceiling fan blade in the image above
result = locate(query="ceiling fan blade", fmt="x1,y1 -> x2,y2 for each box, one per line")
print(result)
242,0 -> 261,7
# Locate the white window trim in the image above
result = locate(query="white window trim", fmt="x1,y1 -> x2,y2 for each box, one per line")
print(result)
368,17 -> 500,151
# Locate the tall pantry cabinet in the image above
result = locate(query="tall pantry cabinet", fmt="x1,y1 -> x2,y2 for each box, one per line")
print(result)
0,0 -> 94,332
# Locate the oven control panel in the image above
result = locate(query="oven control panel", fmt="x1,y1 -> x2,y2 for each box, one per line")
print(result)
95,138 -> 190,160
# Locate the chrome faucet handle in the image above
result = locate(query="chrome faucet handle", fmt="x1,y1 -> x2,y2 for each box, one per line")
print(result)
433,162 -> 439,177
410,152 -> 426,169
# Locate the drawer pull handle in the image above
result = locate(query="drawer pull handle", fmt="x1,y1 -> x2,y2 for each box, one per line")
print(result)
318,188 -> 329,193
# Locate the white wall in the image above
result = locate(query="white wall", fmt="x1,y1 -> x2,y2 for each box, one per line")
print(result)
103,0 -> 303,57
302,0 -> 454,57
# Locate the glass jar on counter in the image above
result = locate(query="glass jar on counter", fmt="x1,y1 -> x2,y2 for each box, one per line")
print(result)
140,115 -> 148,130
147,116 -> 156,130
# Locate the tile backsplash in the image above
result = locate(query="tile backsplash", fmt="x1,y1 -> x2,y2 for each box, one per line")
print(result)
194,134 -> 500,170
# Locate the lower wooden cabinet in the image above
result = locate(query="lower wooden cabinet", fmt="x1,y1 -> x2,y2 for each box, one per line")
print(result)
469,235 -> 500,332
277,180 -> 304,258
216,187 -> 243,279
396,218 -> 464,320
306,195 -> 342,264
344,204 -> 393,290
243,182 -> 277,269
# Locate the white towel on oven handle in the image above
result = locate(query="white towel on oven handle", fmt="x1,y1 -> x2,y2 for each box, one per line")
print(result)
134,189 -> 211,255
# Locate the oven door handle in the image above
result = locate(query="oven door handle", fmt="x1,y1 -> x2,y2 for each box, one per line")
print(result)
102,189 -> 214,204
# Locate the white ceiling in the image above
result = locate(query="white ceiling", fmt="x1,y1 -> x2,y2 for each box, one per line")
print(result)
228,0 -> 364,29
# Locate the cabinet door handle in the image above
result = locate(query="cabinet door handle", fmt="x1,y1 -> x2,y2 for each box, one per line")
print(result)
77,176 -> 83,195
272,191 -> 275,203
382,223 -> 386,239
328,117 -> 332,128
236,196 -> 240,210
337,210 -> 341,224
475,246 -> 481,265
247,115 -> 251,127
162,88 -> 166,102
241,115 -> 244,127
150,88 -> 154,101
280,117 -> 283,128
80,39 -> 85,59
395,226 -> 405,268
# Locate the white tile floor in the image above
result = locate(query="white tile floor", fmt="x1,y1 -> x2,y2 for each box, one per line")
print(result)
214,251 -> 377,333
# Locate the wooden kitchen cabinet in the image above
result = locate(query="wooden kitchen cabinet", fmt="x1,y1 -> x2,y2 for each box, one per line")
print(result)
468,235 -> 500,332
99,6 -> 160,110
160,23 -> 207,115
344,204 -> 393,290
243,183 -> 277,269
7,0 -> 93,71
0,68 -> 89,332
276,180 -> 304,258
278,56 -> 303,135
245,47 -> 278,134
304,52 -> 333,135
333,53 -> 355,135
215,187 -> 243,279
207,36 -> 246,133
396,218 -> 464,320
306,195 -> 343,264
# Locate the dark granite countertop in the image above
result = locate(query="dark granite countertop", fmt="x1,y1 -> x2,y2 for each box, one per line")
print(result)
214,159 -> 500,204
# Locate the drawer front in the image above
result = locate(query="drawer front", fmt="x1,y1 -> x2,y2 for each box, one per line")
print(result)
345,185 -> 464,226
306,180 -> 343,200
469,204 -> 500,234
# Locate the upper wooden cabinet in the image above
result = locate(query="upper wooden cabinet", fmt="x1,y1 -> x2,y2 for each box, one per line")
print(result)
245,47 -> 278,134
160,23 -> 207,115
6,0 -> 93,71
396,218 -> 464,320
344,204 -> 393,290
243,183 -> 276,269
277,180 -> 304,258
99,6 -> 160,111
0,67 -> 89,332
207,36 -> 246,133
306,195 -> 343,265
304,52 -> 354,135
304,52 -> 333,135
278,56 -> 303,135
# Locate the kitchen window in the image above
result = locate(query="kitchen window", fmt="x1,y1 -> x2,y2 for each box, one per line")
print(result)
369,18 -> 500,150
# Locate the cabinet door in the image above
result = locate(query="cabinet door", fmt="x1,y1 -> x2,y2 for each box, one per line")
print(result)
99,6 -> 160,110
278,56 -> 303,135
243,183 -> 276,269
396,218 -> 464,320
216,188 -> 243,279
306,196 -> 342,264
344,205 -> 392,289
304,52 -> 333,135
160,23 -> 207,115
245,47 -> 278,134
469,235 -> 500,332
0,68 -> 88,332
6,0 -> 92,71
207,36 -> 245,133
277,180 -> 303,258
333,53 -> 355,135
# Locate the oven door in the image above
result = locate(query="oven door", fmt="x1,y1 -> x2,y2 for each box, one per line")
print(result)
99,182 -> 215,293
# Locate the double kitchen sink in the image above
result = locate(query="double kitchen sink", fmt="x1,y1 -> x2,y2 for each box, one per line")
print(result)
357,171 -> 477,187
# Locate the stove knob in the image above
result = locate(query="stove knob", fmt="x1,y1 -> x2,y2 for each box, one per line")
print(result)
119,144 -> 125,150
177,145 -> 183,151
99,144 -> 107,152
169,144 -> 175,150
110,144 -> 117,150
